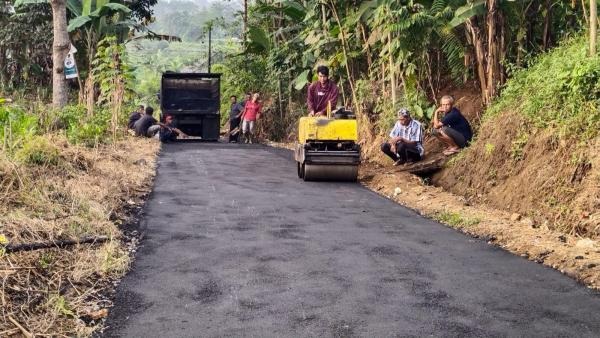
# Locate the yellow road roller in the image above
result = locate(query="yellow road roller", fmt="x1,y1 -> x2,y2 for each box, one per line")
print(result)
294,108 -> 361,181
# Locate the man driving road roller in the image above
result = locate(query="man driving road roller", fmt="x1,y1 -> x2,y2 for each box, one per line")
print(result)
296,65 -> 359,181
307,65 -> 339,117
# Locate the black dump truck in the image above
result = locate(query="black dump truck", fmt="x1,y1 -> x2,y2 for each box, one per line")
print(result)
160,72 -> 221,141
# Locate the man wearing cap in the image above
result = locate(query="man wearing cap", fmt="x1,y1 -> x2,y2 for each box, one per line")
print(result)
307,65 -> 339,117
380,108 -> 424,166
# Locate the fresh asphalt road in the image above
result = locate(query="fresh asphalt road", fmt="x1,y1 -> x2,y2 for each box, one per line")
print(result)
104,142 -> 600,337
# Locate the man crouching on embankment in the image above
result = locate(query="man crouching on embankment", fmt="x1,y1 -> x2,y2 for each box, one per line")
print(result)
432,95 -> 473,156
380,108 -> 425,166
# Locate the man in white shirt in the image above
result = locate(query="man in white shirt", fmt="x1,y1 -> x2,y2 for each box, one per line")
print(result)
380,108 -> 424,166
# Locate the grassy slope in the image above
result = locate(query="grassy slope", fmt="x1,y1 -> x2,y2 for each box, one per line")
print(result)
1,135 -> 158,335
434,35 -> 600,237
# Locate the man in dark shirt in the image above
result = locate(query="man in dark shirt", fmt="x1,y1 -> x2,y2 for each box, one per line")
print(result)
159,114 -> 188,142
228,95 -> 244,143
307,65 -> 339,117
432,95 -> 473,155
127,105 -> 144,129
134,106 -> 161,137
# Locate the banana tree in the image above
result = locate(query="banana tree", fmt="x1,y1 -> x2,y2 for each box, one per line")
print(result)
67,0 -> 131,73
66,0 -> 131,113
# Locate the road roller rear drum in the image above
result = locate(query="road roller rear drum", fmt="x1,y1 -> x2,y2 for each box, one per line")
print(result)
294,110 -> 361,182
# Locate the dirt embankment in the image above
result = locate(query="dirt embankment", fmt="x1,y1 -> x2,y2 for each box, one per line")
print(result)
434,112 -> 599,237
360,165 -> 600,289
357,83 -> 600,289
0,136 -> 158,336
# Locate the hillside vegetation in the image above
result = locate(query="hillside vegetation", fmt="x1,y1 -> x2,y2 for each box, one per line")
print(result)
0,101 -> 158,335
435,35 -> 600,237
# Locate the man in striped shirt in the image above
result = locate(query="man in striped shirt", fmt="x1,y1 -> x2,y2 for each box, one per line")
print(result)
380,108 -> 424,166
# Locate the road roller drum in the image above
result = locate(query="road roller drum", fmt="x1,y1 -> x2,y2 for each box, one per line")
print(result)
295,112 -> 361,182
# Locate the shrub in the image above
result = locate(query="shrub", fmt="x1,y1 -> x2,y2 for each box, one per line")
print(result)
54,105 -> 87,131
66,109 -> 111,147
0,104 -> 38,152
488,35 -> 600,140
15,135 -> 61,166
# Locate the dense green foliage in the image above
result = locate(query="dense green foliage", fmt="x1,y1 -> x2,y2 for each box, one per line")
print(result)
0,3 -> 53,92
0,103 -> 38,151
1,0 -> 157,96
128,1 -> 245,122
0,100 -> 127,151
488,35 -> 600,139
239,0 -> 595,137
128,39 -> 240,107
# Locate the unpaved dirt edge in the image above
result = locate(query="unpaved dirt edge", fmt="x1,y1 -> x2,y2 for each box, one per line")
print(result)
266,141 -> 600,290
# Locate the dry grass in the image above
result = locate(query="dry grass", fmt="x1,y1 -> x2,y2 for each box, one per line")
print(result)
360,164 -> 600,290
0,134 -> 159,336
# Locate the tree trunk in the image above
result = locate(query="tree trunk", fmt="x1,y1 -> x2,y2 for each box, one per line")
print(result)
329,0 -> 357,110
359,23 -> 372,76
243,0 -> 248,45
542,0 -> 552,50
499,12 -> 507,84
0,48 -> 5,90
591,0 -> 598,56
50,0 -> 70,108
208,25 -> 212,72
388,32 -> 396,108
84,29 -> 96,115
466,1 -> 504,106
321,4 -> 327,30
466,18 -> 488,104
486,0 -> 501,102
582,0 -> 589,26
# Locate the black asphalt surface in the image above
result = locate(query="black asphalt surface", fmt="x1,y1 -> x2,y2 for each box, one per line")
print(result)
104,142 -> 600,337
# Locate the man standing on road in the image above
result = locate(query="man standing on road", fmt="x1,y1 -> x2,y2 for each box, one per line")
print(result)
307,65 -> 339,117
228,95 -> 244,143
380,108 -> 424,166
432,95 -> 472,155
240,93 -> 261,144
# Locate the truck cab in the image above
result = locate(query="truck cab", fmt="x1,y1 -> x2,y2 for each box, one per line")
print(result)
160,72 -> 221,141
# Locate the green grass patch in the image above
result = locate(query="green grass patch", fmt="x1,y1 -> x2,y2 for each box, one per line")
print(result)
510,131 -> 529,161
434,211 -> 481,227
15,136 -> 61,166
487,35 -> 600,140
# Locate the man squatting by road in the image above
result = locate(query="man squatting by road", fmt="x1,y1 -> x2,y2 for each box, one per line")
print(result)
159,114 -> 188,142
381,108 -> 425,166
134,106 -> 187,140
127,105 -> 145,130
432,95 -> 473,156
307,65 -> 339,116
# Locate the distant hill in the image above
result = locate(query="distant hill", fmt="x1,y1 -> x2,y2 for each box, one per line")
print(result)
150,0 -> 241,41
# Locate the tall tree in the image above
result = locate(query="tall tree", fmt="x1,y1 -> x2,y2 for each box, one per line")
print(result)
591,0 -> 597,55
244,0 -> 248,46
50,0 -> 70,108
